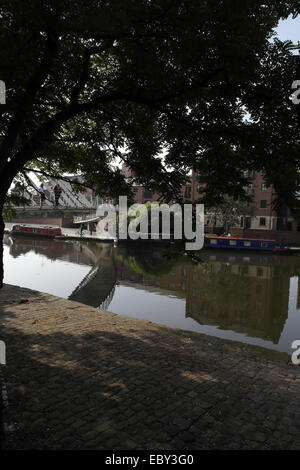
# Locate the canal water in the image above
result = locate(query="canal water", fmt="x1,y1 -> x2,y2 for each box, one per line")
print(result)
3,234 -> 300,354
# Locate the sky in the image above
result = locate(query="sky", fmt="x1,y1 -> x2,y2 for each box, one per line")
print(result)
276,14 -> 300,45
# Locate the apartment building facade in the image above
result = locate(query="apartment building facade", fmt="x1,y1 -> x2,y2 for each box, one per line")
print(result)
121,163 -> 202,205
122,163 -> 300,244
231,171 -> 300,244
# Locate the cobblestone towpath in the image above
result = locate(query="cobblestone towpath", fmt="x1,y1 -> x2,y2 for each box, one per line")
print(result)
0,284 -> 300,450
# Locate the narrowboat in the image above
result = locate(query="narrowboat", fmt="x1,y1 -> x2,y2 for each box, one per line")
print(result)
10,224 -> 62,239
204,235 -> 290,253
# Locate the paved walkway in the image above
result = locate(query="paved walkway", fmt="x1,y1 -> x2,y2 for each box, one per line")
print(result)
0,284 -> 300,450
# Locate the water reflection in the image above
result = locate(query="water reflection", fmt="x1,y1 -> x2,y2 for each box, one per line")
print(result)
3,235 -> 300,353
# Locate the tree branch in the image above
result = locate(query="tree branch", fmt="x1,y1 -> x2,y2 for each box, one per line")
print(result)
4,63 -> 225,181
70,49 -> 95,104
0,29 -> 59,170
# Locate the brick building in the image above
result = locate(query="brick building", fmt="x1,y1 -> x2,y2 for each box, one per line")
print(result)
121,163 -> 202,204
122,163 -> 300,244
231,171 -> 300,244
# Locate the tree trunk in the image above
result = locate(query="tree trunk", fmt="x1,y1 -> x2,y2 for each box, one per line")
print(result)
0,184 -> 11,290
0,204 -> 4,289
0,170 -> 16,289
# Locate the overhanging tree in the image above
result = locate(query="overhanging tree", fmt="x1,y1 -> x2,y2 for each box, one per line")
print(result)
0,0 -> 300,287
206,195 -> 255,233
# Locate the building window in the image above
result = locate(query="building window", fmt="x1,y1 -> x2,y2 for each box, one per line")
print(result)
236,311 -> 246,324
243,170 -> 255,179
133,187 -> 138,193
196,184 -> 202,193
257,267 -> 264,277
260,200 -> 267,208
202,302 -> 211,315
244,241 -> 251,247
143,189 -> 152,199
245,217 -> 251,229
259,217 -> 266,226
261,183 -> 267,192
210,239 -> 217,245
184,186 -> 191,198
229,240 -> 237,246
247,183 -> 254,193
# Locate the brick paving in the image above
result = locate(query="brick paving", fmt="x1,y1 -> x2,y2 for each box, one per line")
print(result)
0,283 -> 300,450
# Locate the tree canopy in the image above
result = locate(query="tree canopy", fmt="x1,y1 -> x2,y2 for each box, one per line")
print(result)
0,0 -> 299,202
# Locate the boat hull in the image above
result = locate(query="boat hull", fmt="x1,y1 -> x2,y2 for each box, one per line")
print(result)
204,236 -> 290,254
10,224 -> 62,239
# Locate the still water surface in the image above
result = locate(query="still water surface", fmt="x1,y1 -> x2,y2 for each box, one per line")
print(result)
3,234 -> 300,354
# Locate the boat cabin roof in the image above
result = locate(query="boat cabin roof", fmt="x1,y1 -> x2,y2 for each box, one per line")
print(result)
12,224 -> 59,229
205,236 -> 275,243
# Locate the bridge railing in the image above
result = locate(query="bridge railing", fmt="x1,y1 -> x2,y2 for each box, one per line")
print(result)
73,204 -> 118,223
74,214 -> 97,223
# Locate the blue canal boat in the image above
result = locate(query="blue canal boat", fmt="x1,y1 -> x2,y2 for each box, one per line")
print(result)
204,236 -> 290,253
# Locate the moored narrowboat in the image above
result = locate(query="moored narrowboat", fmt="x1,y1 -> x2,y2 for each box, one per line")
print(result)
204,235 -> 290,253
10,224 -> 62,239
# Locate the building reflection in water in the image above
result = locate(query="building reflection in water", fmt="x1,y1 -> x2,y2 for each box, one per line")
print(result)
114,247 -> 296,345
4,235 -> 300,352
